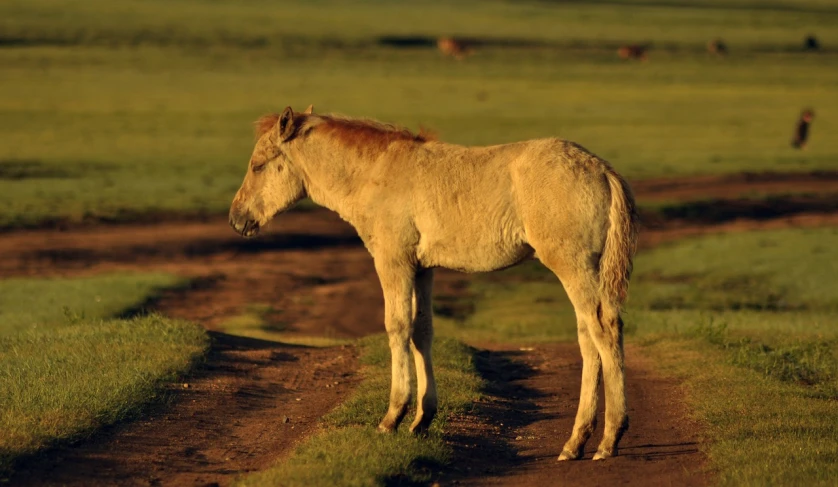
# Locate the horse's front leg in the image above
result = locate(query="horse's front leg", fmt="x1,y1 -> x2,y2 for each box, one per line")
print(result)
375,257 -> 416,433
409,268 -> 437,435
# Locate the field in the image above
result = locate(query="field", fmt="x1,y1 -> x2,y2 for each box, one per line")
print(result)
1,0 -> 838,485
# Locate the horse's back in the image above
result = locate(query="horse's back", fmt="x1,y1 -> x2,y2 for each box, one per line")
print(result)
409,138 -> 613,272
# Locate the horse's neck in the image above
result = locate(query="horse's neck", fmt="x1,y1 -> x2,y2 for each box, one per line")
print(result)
294,141 -> 370,225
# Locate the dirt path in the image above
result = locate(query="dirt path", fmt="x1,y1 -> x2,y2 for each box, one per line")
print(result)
631,170 -> 838,203
3,172 -> 837,485
440,344 -> 705,486
10,333 -> 359,487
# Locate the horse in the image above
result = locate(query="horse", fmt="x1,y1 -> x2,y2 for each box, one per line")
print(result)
617,44 -> 649,61
437,36 -> 474,60
229,106 -> 638,461
707,38 -> 728,56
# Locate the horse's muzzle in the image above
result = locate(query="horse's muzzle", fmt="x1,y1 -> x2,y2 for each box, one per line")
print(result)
229,213 -> 260,238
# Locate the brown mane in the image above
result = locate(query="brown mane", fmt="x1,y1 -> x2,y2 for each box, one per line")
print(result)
254,113 -> 280,139
253,112 -> 436,155
316,115 -> 434,156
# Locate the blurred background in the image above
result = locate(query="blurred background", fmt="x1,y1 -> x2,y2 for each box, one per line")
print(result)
1,0 -> 836,227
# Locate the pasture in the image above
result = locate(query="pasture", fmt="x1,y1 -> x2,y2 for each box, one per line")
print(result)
1,0 -> 838,485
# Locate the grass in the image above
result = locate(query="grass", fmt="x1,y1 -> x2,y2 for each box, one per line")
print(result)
629,228 -> 838,483
1,0 -> 838,227
646,331 -> 838,486
216,303 -> 349,347
0,274 -> 209,477
239,335 -> 483,487
4,0 -> 838,49
0,273 -> 186,334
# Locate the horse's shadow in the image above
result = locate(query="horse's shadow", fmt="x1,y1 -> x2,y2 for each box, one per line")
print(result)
438,349 -> 551,481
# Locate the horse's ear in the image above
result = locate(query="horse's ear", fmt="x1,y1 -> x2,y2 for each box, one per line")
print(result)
303,105 -> 314,115
276,106 -> 295,141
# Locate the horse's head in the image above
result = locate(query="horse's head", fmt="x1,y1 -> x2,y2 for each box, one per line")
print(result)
229,106 -> 312,237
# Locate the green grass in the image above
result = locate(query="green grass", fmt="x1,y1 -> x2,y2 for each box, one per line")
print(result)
4,0 -> 838,49
0,315 -> 208,477
646,332 -> 838,486
216,303 -> 349,347
1,0 -> 838,227
0,273 -> 185,334
239,335 -> 482,487
0,274 -> 209,477
630,227 -> 838,314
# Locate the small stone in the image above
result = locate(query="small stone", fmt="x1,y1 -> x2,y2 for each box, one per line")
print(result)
182,383 -> 190,389
515,436 -> 523,440
295,398 -> 301,401
282,416 -> 290,423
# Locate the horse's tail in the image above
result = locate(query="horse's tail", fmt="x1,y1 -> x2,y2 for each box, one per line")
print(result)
599,168 -> 639,315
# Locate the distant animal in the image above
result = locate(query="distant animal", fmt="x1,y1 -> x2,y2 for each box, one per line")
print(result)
792,109 -> 815,149
230,106 -> 639,461
437,36 -> 473,60
707,38 -> 728,56
804,35 -> 820,51
617,44 -> 648,61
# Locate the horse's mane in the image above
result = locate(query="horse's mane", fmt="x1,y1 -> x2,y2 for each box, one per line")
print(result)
254,113 -> 281,139
253,112 -> 435,152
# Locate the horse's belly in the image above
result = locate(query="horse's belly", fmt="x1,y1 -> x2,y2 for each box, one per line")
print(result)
417,237 -> 533,273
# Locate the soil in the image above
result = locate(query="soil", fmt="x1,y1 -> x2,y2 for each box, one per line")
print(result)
631,170 -> 838,203
4,171 -> 838,486
440,344 -> 706,486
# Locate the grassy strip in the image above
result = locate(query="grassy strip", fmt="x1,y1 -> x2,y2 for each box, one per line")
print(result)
0,273 -> 210,477
644,328 -> 838,486
0,273 -> 186,335
0,315 -> 208,477
239,335 -> 482,486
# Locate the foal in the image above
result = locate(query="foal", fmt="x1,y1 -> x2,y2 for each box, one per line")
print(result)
229,106 -> 638,461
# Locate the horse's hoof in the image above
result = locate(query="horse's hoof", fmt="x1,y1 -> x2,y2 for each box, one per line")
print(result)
377,421 -> 396,433
558,448 -> 580,461
592,449 -> 613,461
409,421 -> 430,437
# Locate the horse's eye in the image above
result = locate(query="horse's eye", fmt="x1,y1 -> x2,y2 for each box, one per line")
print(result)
251,163 -> 266,174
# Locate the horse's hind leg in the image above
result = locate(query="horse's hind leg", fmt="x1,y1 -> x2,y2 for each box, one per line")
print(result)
409,268 -> 437,435
588,307 -> 627,460
559,320 -> 601,460
375,257 -> 416,433
538,249 -> 627,461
